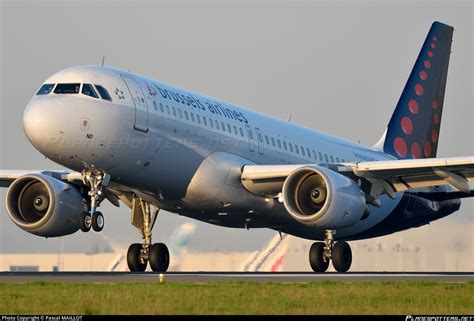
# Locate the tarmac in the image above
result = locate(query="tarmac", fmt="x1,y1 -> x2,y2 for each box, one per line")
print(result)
0,272 -> 472,283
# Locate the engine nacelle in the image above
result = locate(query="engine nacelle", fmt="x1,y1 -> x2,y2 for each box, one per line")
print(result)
282,165 -> 366,229
6,174 -> 85,237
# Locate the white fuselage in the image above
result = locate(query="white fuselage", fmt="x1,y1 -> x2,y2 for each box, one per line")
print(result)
22,65 -> 420,241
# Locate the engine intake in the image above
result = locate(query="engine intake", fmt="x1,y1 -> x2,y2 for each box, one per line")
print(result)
282,165 -> 366,229
6,174 -> 85,237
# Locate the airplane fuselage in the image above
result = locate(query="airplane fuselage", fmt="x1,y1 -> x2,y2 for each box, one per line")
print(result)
22,65 -> 460,241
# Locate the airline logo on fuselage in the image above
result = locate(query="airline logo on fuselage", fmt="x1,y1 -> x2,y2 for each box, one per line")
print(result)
152,82 -> 249,124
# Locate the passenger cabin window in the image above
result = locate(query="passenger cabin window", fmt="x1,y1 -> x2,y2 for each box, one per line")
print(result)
36,84 -> 55,95
54,83 -> 80,94
330,156 -> 334,163
94,85 -> 112,101
82,84 -> 99,99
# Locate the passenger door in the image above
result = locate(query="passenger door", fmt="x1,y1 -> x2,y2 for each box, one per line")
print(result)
245,124 -> 255,152
121,75 -> 149,132
255,127 -> 264,155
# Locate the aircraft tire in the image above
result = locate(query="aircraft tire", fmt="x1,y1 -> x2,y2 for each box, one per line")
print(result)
91,211 -> 104,232
149,243 -> 170,272
127,243 -> 147,272
332,241 -> 352,272
309,242 -> 329,272
80,211 -> 91,232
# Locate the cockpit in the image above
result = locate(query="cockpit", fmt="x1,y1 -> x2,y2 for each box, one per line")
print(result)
36,83 -> 112,101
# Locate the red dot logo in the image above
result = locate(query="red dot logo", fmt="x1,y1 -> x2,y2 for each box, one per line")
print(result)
433,112 -> 440,125
401,117 -> 413,135
419,70 -> 427,80
432,100 -> 438,109
424,60 -> 431,68
415,84 -> 424,96
432,129 -> 438,143
424,141 -> 432,158
394,137 -> 407,158
431,43 -> 436,48
408,99 -> 419,114
411,142 -> 421,159
428,51 -> 434,57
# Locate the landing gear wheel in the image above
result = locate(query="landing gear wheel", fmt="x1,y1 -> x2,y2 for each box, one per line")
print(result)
149,243 -> 170,272
127,243 -> 147,272
332,241 -> 352,272
309,242 -> 329,272
80,212 -> 92,232
91,211 -> 104,232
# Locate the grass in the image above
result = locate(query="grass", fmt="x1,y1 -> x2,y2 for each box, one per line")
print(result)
0,281 -> 472,315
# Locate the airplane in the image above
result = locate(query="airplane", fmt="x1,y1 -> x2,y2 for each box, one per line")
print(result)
1,21 -> 473,273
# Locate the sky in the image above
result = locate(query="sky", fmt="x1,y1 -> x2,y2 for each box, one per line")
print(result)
0,0 -> 472,264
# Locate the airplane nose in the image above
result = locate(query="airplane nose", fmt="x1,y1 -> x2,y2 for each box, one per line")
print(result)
23,97 -> 65,153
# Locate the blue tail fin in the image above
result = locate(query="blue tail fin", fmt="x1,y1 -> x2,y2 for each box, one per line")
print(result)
381,21 -> 454,159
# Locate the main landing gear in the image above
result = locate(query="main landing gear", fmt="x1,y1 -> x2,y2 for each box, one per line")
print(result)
80,166 -> 110,233
309,230 -> 352,273
127,196 -> 170,272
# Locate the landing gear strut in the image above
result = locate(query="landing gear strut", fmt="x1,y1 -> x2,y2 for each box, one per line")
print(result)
309,230 -> 352,272
127,196 -> 170,272
80,166 -> 110,233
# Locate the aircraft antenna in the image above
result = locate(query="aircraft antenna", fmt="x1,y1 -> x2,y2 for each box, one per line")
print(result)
287,113 -> 292,122
100,56 -> 105,67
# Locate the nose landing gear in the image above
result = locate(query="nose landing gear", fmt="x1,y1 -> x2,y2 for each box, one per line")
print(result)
80,166 -> 110,233
309,230 -> 352,272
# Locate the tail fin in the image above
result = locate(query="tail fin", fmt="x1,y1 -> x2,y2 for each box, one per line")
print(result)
378,21 -> 454,159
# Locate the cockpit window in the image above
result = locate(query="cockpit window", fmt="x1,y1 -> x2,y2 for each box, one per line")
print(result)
82,83 -> 99,98
94,85 -> 112,101
54,83 -> 80,94
36,84 -> 55,95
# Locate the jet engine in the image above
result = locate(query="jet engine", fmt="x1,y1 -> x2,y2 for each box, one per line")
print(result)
6,174 -> 85,237
282,165 -> 366,229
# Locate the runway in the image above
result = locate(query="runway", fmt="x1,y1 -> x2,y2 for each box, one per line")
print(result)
0,272 -> 472,283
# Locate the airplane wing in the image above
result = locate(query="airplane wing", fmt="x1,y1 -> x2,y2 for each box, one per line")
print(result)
241,156 -> 474,200
0,170 -> 82,187
0,169 -> 127,207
